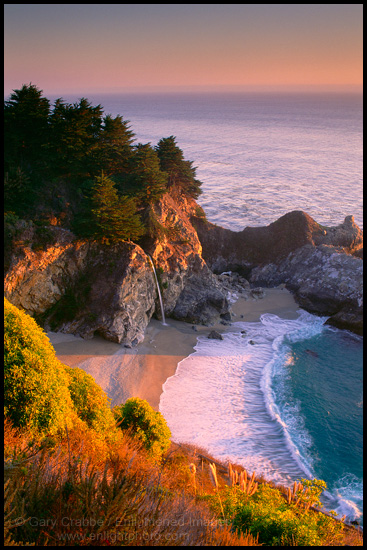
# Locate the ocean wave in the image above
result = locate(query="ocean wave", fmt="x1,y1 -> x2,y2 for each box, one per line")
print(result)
331,473 -> 363,523
159,311 -> 329,485
159,307 -> 363,522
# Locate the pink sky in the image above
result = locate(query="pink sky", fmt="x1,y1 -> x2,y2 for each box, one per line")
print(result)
4,4 -> 363,96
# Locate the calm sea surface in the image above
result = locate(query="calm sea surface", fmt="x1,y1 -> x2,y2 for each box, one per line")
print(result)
58,91 -> 363,523
77,91 -> 363,230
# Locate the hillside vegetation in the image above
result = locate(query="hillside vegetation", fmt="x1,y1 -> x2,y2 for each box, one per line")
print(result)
4,299 -> 362,546
4,84 -> 202,248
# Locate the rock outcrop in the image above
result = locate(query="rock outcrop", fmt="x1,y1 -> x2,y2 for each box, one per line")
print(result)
194,211 -> 363,273
4,190 -> 230,345
250,244 -> 363,334
4,192 -> 363,341
4,236 -> 157,344
193,211 -> 363,335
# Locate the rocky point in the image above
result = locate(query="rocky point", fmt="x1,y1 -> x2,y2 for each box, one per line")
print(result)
4,190 -> 363,342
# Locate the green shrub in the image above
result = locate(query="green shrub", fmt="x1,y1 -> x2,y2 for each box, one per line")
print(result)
64,365 -> 116,434
224,481 -> 344,546
4,298 -> 76,435
113,397 -> 171,460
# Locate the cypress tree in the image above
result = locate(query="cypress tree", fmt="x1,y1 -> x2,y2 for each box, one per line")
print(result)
155,136 -> 202,199
90,172 -> 144,242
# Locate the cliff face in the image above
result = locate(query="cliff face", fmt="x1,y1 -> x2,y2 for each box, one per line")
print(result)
250,244 -> 363,335
193,211 -> 363,335
194,211 -> 363,272
147,189 -> 228,324
4,191 -> 363,341
4,190 -> 230,344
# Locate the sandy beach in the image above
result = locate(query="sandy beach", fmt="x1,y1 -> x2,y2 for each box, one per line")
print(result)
49,287 -> 300,411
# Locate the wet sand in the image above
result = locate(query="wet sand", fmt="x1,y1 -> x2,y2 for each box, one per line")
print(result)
49,287 -> 300,411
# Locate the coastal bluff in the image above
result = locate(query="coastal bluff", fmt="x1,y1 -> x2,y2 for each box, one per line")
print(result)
4,190 -> 363,342
194,211 -> 363,335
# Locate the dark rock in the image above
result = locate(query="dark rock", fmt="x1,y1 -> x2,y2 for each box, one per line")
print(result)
171,271 -> 229,325
250,287 -> 265,299
250,244 -> 363,334
208,330 -> 223,340
220,312 -> 232,321
194,211 -> 362,272
326,308 -> 363,336
305,349 -> 319,358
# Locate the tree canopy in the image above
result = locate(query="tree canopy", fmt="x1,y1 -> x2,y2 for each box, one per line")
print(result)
89,172 -> 144,242
4,84 -> 203,242
156,136 -> 202,199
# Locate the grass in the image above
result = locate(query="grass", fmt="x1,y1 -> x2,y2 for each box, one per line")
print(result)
4,419 -> 259,546
4,418 -> 363,547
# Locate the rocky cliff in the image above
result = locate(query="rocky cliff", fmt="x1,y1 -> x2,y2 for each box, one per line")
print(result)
194,211 -> 363,273
250,244 -> 363,335
4,190 -> 230,345
193,211 -> 363,335
4,192 -> 363,342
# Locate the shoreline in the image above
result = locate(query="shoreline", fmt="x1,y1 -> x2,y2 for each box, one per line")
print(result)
49,287 -> 300,411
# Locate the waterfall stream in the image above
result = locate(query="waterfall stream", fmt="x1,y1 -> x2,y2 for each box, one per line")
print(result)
147,255 -> 167,325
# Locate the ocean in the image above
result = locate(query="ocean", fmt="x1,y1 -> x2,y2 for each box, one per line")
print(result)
58,91 -> 363,522
75,91 -> 363,231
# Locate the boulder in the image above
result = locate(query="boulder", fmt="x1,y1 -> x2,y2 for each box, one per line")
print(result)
171,270 -> 229,325
208,330 -> 223,340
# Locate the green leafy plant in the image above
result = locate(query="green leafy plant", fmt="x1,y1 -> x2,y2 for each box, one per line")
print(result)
64,365 -> 116,434
221,478 -> 344,546
4,298 -> 77,435
113,397 -> 171,460
90,172 -> 144,242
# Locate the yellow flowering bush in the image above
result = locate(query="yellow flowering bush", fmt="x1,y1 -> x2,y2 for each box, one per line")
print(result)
4,298 -> 76,435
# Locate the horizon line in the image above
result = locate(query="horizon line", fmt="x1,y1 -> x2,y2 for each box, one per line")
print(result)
4,83 -> 363,99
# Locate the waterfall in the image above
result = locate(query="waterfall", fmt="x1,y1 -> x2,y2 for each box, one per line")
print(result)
147,255 -> 167,326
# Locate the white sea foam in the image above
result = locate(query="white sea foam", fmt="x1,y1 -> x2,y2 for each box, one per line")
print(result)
332,474 -> 364,523
159,310 -> 327,485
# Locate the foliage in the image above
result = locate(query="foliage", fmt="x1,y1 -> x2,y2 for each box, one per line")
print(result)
4,167 -> 32,213
47,97 -> 103,179
63,365 -> 116,434
114,397 -> 171,460
4,298 -> 118,441
4,420 -> 263,547
4,83 -> 50,173
124,143 -> 168,204
4,84 -> 205,243
295,478 -> 327,509
96,114 -> 135,175
221,480 -> 345,546
89,172 -> 144,242
156,135 -> 202,199
4,298 -> 76,435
